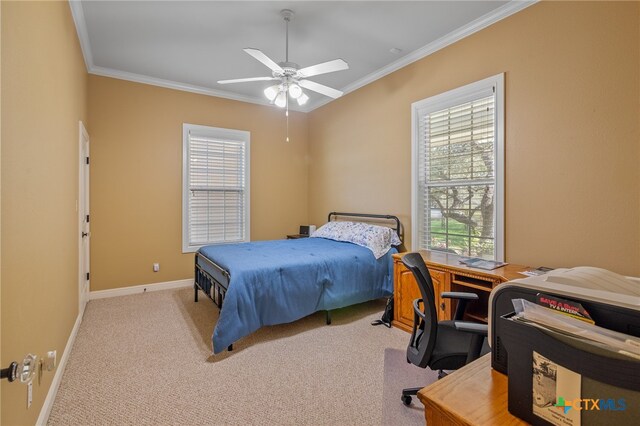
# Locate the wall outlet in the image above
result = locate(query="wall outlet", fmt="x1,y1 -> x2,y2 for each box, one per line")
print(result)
153,263 -> 160,272
27,381 -> 32,408
45,350 -> 57,371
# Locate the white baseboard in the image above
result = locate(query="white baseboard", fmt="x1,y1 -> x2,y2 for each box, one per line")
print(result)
89,278 -> 193,300
37,302 -> 85,426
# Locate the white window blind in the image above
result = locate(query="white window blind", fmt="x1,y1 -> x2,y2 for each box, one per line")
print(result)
412,74 -> 504,260
182,124 -> 250,252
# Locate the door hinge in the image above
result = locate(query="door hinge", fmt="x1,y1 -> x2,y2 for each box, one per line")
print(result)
86,272 -> 90,281
85,157 -> 90,165
86,214 -> 90,223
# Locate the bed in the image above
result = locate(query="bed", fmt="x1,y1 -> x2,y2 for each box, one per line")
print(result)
194,212 -> 402,354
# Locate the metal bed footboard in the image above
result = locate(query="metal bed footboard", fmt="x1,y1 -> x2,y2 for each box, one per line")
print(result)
194,253 -> 234,350
194,253 -> 230,309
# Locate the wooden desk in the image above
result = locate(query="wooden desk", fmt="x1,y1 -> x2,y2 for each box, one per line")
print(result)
392,250 -> 529,332
418,354 -> 527,425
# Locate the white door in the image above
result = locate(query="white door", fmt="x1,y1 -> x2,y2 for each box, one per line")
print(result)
79,121 -> 90,313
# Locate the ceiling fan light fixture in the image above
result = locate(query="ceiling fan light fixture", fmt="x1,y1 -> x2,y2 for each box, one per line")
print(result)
220,8 -> 348,121
288,84 -> 302,99
296,92 -> 309,106
264,84 -> 280,101
274,90 -> 287,108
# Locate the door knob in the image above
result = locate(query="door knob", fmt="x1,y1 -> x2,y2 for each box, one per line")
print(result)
0,362 -> 18,382
1,354 -> 37,383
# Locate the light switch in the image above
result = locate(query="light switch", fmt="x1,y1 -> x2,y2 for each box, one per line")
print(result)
45,351 -> 56,371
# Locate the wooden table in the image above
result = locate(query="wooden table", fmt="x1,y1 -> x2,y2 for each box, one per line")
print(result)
417,354 -> 527,425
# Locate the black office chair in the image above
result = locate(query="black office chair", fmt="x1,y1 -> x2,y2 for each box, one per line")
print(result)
400,252 -> 489,406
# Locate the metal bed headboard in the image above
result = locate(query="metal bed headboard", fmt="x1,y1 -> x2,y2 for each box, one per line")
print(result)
327,212 -> 403,244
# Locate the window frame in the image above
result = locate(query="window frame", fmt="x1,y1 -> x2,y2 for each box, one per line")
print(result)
411,73 -> 504,261
182,123 -> 250,253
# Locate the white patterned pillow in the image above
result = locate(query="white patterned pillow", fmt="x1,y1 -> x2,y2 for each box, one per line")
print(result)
310,221 -> 401,259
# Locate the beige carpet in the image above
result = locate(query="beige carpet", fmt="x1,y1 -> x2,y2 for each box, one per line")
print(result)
47,287 -> 423,425
382,349 -> 437,425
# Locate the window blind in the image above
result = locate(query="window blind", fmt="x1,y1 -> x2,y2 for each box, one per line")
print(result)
187,132 -> 247,247
416,90 -> 498,259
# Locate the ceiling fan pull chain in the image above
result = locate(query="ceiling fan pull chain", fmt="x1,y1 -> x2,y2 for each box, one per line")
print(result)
286,98 -> 290,143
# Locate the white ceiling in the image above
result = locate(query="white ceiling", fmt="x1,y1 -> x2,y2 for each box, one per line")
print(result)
71,1 -> 534,112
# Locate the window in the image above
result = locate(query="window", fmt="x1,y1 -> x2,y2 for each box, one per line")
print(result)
411,74 -> 504,260
182,124 -> 250,252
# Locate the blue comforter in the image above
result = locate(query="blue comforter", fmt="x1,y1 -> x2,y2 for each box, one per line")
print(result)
198,238 -> 396,353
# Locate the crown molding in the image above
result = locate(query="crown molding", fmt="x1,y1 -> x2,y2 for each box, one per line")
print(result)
89,66 -> 309,111
68,0 -> 306,111
69,0 -> 93,71
310,0 -> 537,111
69,0 -> 536,113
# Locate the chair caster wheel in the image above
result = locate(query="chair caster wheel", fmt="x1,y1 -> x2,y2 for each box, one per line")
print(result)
401,395 -> 412,406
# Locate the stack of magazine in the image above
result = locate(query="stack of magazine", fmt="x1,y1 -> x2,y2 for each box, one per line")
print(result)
458,257 -> 508,270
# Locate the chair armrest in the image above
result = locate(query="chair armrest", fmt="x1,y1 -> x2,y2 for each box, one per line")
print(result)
412,298 -> 426,320
452,321 -> 488,336
443,292 -> 479,320
441,292 -> 479,301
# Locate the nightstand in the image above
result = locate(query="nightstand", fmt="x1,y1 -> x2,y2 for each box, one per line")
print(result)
286,234 -> 309,239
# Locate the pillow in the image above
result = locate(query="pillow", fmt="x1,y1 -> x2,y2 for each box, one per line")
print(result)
310,221 -> 401,259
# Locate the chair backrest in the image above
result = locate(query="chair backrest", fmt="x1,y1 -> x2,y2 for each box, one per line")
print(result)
401,252 -> 439,368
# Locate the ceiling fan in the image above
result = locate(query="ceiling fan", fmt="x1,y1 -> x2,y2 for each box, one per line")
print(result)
217,9 -> 349,108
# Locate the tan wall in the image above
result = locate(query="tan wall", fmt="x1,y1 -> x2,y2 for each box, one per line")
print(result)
0,2 -> 3,421
88,76 -> 308,291
1,2 -> 88,424
308,1 -> 640,276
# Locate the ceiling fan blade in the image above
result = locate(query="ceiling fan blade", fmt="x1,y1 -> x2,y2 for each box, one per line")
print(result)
243,48 -> 284,73
217,76 -> 278,84
298,79 -> 343,99
297,59 -> 349,78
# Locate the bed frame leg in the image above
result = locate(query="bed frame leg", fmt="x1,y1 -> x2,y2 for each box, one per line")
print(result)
228,344 -> 233,351
194,283 -> 198,302
326,310 -> 332,325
